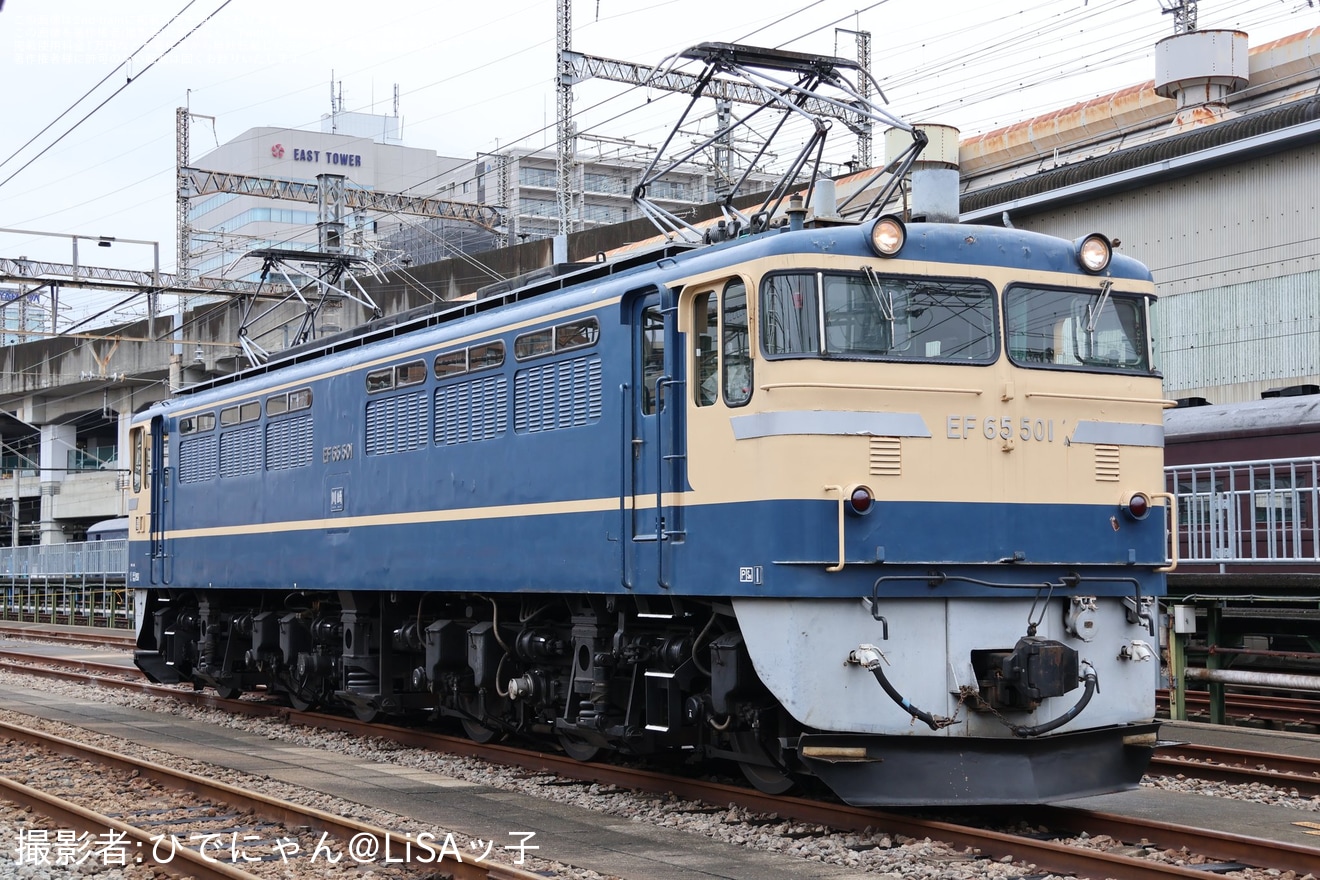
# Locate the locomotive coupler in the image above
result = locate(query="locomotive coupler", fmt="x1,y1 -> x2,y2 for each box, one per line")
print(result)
972,637 -> 1080,713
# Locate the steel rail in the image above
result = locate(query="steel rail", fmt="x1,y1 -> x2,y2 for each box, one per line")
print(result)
1152,743 -> 1320,796
2,654 -> 1316,878
0,627 -> 137,650
1018,804 -> 1320,877
0,718 -> 544,880
1160,688 -> 1320,725
0,776 -> 261,880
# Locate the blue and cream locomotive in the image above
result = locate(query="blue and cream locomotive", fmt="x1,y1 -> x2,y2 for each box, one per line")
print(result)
129,208 -> 1170,804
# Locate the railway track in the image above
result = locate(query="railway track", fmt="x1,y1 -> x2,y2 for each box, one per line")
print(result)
1152,742 -> 1320,796
1159,689 -> 1320,727
0,716 -> 544,880
0,624 -> 136,650
1,645 -> 1317,879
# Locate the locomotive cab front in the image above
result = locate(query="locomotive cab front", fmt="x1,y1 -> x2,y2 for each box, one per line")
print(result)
665,217 -> 1169,803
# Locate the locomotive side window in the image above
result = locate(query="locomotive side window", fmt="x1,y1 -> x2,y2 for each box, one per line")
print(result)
434,350 -> 468,378
220,402 -> 261,426
762,272 -> 995,363
694,292 -> 719,407
288,389 -> 312,412
516,319 -> 600,361
366,367 -> 394,393
395,360 -> 427,387
436,341 -> 505,379
514,329 -> 553,360
268,388 -> 312,417
179,413 -> 215,435
555,318 -> 599,352
1005,284 -> 1150,373
469,340 -> 504,371
266,393 -> 289,416
723,280 -> 753,406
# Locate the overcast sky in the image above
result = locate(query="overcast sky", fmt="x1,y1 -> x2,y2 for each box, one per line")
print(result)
0,0 -> 1312,284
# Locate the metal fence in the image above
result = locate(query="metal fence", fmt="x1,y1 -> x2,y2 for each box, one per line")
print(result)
0,583 -> 132,629
0,538 -> 131,629
0,539 -> 127,578
1166,456 -> 1320,564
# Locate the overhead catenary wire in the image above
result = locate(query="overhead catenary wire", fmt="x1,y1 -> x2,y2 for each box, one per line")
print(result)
0,0 -> 204,175
0,0 -> 238,192
2,0 -> 1314,340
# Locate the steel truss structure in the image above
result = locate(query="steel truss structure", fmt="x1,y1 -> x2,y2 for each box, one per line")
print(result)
630,42 -> 926,243
234,248 -> 383,368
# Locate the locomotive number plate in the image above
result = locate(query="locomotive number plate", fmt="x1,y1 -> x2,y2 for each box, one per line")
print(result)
946,415 -> 1056,442
323,443 -> 354,462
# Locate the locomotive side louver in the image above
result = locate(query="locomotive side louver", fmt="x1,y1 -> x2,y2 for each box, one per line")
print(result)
869,437 -> 902,477
1094,445 -> 1121,482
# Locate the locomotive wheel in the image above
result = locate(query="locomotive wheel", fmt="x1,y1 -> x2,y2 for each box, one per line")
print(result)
461,717 -> 500,744
557,733 -> 601,762
215,686 -> 242,700
288,694 -> 316,712
739,761 -> 796,795
284,687 -> 318,712
352,704 -> 382,723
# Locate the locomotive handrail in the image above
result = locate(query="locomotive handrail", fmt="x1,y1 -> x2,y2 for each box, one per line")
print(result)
763,382 -> 982,395
1152,491 -> 1179,573
1025,391 -> 1178,406
824,485 -> 847,572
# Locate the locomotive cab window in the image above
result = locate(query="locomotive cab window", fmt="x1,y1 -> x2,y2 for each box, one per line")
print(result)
1005,284 -> 1150,373
694,292 -> 718,407
693,281 -> 751,406
723,280 -> 752,406
640,307 -> 664,414
131,427 -> 143,493
762,271 -> 995,363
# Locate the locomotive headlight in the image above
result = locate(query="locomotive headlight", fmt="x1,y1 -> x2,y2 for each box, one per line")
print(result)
846,484 -> 875,516
1122,491 -> 1151,521
1075,233 -> 1112,273
869,215 -> 906,257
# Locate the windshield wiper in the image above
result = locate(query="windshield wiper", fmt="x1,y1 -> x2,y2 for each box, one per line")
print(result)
1086,279 -> 1113,334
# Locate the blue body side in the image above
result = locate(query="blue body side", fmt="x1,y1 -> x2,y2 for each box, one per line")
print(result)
128,222 -> 1163,600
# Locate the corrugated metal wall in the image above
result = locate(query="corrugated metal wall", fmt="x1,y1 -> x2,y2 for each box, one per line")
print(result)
1009,142 -> 1320,403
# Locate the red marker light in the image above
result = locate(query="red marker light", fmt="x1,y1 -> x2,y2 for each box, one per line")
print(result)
847,486 -> 874,516
1124,492 -> 1150,520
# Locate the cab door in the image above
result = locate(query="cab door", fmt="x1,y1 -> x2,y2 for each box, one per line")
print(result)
128,416 -> 170,585
149,414 -> 171,584
624,288 -> 684,589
